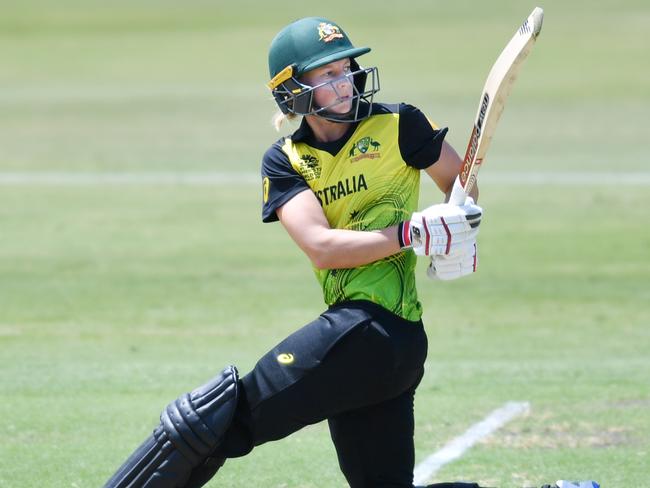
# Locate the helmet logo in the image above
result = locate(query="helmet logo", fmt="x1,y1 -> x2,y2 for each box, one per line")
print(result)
318,23 -> 344,43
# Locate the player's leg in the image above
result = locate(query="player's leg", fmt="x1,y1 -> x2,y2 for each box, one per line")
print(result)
170,306 -> 379,488
104,302 -> 426,488
103,366 -> 239,488
102,305 -> 376,488
235,302 -> 428,447
328,392 -> 488,488
328,388 -> 419,488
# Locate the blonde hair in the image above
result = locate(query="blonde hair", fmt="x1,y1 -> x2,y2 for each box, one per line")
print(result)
272,110 -> 299,132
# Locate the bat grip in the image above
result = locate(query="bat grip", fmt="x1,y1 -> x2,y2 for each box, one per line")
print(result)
448,176 -> 468,206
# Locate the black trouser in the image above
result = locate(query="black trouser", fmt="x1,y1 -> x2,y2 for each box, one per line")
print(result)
219,300 -> 428,488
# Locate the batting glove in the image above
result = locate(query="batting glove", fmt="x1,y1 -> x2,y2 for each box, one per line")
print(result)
427,240 -> 478,280
398,197 -> 482,256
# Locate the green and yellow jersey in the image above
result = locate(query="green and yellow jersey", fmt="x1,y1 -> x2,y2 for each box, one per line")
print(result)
261,103 -> 447,321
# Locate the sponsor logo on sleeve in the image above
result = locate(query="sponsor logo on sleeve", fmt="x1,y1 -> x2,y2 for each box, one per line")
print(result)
277,353 -> 295,365
262,176 -> 270,203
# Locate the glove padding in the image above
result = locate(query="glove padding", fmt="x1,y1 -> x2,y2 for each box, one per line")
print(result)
427,240 -> 478,281
408,197 -> 482,256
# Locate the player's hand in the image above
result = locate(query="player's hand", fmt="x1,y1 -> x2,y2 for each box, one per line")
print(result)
427,240 -> 478,280
399,197 -> 482,256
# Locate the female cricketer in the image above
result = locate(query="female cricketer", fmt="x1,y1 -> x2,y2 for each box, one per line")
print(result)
103,16 -> 484,488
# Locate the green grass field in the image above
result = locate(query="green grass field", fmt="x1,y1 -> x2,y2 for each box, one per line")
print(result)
1,1 -> 649,487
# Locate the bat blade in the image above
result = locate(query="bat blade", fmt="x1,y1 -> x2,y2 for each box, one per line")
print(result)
448,7 -> 544,205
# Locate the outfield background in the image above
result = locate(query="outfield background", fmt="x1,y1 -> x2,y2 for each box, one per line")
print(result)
1,0 -> 648,487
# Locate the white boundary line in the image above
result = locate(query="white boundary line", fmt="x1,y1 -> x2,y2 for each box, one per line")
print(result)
0,172 -> 649,186
413,401 -> 530,486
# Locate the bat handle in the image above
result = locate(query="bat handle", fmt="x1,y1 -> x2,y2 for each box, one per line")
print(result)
448,175 -> 468,206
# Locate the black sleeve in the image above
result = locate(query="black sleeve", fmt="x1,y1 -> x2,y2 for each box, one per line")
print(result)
398,103 -> 449,169
261,141 -> 310,223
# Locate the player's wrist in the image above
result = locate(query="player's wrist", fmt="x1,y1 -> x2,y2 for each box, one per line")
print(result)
397,220 -> 412,250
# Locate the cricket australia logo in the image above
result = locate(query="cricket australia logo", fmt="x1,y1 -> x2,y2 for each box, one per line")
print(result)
298,154 -> 321,182
318,23 -> 344,43
348,136 -> 381,163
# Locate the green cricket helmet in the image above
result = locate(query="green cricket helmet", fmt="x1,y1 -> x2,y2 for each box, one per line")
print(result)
267,17 -> 380,122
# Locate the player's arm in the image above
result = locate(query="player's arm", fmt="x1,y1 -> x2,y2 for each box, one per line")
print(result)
396,103 -> 478,203
277,186 -> 481,269
276,189 -> 401,270
425,140 -> 479,202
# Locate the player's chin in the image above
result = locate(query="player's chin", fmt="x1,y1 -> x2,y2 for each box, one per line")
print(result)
330,97 -> 353,114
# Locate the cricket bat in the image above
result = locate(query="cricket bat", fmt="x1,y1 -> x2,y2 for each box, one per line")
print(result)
448,7 -> 544,206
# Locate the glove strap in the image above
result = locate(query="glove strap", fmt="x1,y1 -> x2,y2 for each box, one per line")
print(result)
397,220 -> 412,249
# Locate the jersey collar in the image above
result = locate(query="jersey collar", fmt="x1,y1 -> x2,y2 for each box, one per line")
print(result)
290,116 -> 364,157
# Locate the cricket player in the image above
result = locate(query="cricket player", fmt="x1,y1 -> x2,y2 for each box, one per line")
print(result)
104,16 -> 486,488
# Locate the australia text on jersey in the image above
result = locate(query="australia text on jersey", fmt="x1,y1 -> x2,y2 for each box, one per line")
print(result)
315,173 -> 368,206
